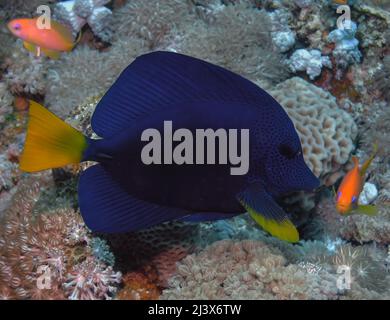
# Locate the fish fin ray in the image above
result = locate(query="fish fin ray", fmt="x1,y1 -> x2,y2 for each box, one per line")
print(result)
91,51 -> 275,138
360,144 -> 378,177
237,184 -> 299,243
78,164 -> 190,233
20,101 -> 87,172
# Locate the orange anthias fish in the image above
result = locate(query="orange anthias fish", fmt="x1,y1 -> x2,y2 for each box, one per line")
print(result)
7,18 -> 78,59
336,144 -> 378,216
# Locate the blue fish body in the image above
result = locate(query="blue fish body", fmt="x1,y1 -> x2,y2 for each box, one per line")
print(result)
76,51 -> 319,240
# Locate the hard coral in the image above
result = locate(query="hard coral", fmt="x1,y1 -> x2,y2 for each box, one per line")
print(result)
270,77 -> 358,186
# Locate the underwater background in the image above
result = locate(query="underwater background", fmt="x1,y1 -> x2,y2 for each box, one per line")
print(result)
0,0 -> 390,300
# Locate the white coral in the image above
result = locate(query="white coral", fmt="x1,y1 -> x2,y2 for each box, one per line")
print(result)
358,182 -> 378,205
288,49 -> 332,80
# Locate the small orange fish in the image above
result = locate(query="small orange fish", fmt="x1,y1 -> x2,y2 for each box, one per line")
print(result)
7,18 -> 78,59
335,144 -> 378,216
332,0 -> 348,5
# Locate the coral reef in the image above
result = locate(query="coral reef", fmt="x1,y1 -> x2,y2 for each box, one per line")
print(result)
0,177 -> 122,300
104,221 -> 198,288
112,0 -> 194,49
372,55 -> 390,102
288,49 -> 332,80
270,77 -> 358,186
0,81 -> 12,125
1,0 -> 389,301
116,270 -> 160,300
63,257 -> 121,300
3,51 -> 47,96
314,195 -> 390,245
44,40 -> 144,117
269,9 -> 296,53
170,2 -> 290,86
54,0 -> 113,42
90,237 -> 115,267
161,239 -> 340,300
328,22 -> 362,77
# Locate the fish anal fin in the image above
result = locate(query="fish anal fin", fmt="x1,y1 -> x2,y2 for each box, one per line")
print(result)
41,47 -> 61,60
78,165 -> 190,233
237,184 -> 299,243
23,41 -> 37,54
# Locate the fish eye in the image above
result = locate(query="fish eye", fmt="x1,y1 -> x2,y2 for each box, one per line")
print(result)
278,143 -> 298,159
337,191 -> 342,200
352,196 -> 357,203
13,23 -> 21,31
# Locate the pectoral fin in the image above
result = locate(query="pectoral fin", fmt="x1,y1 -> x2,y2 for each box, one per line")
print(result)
355,204 -> 377,216
237,184 -> 299,243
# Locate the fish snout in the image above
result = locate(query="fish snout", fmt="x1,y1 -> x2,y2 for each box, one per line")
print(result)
7,20 -> 23,37
336,203 -> 351,215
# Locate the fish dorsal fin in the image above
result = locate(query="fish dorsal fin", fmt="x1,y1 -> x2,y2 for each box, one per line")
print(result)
50,20 -> 74,44
352,156 -> 359,168
360,143 -> 378,177
91,51 -> 277,138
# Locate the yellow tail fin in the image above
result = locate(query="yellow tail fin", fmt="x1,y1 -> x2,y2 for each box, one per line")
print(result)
20,101 -> 87,172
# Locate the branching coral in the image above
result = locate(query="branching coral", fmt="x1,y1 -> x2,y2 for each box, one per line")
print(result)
0,177 -> 121,300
